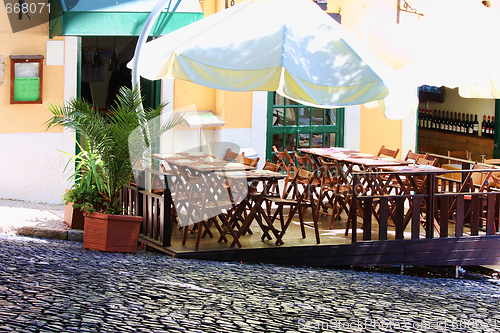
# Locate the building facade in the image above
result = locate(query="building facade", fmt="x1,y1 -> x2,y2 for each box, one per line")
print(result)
1,0 -> 416,204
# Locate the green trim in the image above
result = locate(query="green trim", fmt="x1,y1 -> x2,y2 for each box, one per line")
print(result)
75,37 -> 82,159
265,92 -> 345,161
50,8 -> 203,37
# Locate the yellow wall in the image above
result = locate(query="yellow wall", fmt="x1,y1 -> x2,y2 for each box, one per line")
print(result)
328,0 -> 403,156
0,11 -> 65,134
172,0 -> 252,130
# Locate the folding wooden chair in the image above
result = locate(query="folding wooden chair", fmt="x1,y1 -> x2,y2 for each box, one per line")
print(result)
419,145 -> 441,155
404,150 -> 429,163
240,155 -> 260,168
167,162 -> 241,250
272,146 -> 297,196
264,167 -> 320,244
397,156 -> 440,234
419,145 -> 441,165
484,159 -> 500,165
383,150 -> 429,193
293,151 -> 316,171
447,150 -> 469,164
223,148 -> 244,162
377,145 -> 400,158
316,157 -> 351,229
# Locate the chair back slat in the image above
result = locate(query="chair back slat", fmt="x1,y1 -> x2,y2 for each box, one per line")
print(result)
223,148 -> 244,163
405,150 -> 428,163
377,145 -> 399,159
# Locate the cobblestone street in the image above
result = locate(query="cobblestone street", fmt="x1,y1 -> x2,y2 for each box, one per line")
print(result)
1,234 -> 500,333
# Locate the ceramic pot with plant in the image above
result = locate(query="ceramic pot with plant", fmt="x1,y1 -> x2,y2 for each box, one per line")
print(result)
47,86 -> 184,253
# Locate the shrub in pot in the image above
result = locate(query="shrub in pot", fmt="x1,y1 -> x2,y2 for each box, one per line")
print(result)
47,87 -> 184,253
62,140 -> 106,229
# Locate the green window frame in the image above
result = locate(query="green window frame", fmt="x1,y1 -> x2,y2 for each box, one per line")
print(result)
266,92 -> 344,161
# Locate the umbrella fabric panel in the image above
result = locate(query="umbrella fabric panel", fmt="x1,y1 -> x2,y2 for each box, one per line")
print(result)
131,0 -> 393,108
172,55 -> 282,91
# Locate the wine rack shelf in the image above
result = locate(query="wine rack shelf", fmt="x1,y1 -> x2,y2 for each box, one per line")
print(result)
418,128 -> 494,161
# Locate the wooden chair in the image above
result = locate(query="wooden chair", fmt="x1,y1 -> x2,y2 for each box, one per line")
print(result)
272,146 -> 297,196
416,155 -> 439,167
249,160 -> 281,198
240,155 -> 260,168
316,157 -> 351,229
447,150 -> 469,164
484,159 -> 500,165
264,167 -> 320,244
377,145 -> 399,159
293,151 -> 316,171
384,150 -> 430,195
404,150 -> 429,163
167,162 -> 240,250
398,156 -> 441,235
223,148 -> 244,162
419,145 -> 441,155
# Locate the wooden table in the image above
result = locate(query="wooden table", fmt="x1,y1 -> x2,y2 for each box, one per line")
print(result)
215,170 -> 287,247
150,152 -> 255,248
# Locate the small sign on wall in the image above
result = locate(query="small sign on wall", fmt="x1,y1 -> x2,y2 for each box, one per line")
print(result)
10,55 -> 44,104
46,41 -> 65,66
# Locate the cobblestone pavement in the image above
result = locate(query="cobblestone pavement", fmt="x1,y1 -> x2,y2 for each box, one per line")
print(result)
1,235 -> 500,333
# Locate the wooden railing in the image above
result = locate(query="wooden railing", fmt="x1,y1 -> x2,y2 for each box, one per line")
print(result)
120,168 -> 173,247
350,168 -> 500,244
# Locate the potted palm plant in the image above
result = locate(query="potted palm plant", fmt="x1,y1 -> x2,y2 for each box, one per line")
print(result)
47,86 -> 184,253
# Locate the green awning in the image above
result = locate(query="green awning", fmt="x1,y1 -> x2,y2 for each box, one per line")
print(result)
49,0 -> 203,37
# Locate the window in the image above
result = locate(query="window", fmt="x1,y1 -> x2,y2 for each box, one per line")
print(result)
266,92 -> 344,161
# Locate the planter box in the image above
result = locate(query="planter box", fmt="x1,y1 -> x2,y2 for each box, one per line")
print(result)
64,201 -> 85,229
83,212 -> 142,253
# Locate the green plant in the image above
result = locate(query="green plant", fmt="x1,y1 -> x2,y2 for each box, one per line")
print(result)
47,86 -> 185,214
61,137 -> 106,211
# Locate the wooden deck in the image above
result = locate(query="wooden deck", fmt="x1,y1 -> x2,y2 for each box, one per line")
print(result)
128,165 -> 500,268
138,208 -> 500,267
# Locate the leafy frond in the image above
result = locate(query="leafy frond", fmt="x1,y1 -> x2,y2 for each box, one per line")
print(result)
47,86 -> 181,214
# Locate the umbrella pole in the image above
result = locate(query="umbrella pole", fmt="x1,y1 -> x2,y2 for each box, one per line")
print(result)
131,0 -> 183,190
131,0 -> 178,108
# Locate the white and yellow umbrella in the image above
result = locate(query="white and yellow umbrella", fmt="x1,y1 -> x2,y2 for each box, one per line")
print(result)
129,0 -> 405,115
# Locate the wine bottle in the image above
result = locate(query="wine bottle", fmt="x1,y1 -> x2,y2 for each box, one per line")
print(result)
487,116 -> 491,137
462,113 -> 467,133
492,116 -> 495,138
482,115 -> 486,136
468,114 -> 473,134
418,109 -> 422,128
473,114 -> 479,135
432,109 -> 437,129
454,112 -> 459,132
440,110 -> 445,131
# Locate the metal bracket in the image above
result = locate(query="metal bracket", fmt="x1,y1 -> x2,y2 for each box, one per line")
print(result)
397,0 -> 423,24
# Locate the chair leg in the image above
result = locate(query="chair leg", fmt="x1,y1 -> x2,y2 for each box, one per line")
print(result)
194,223 -> 203,251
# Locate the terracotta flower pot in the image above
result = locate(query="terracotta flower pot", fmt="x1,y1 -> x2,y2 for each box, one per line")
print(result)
83,212 -> 142,253
64,201 -> 85,229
